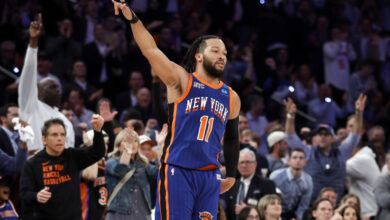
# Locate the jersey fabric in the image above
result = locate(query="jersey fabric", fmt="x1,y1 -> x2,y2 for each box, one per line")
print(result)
161,72 -> 233,170
0,200 -> 18,220
157,72 -> 233,220
80,161 -> 107,220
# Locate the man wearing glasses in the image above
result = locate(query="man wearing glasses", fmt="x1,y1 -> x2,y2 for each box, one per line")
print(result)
224,148 -> 276,220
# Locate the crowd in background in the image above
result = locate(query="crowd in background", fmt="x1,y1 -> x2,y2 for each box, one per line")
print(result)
1,0 -> 390,219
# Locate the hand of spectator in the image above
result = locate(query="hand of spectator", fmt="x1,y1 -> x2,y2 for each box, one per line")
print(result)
120,144 -> 132,164
355,94 -> 367,112
284,97 -> 296,115
82,131 -> 93,147
124,127 -> 138,145
234,201 -> 247,214
28,149 -> 39,156
111,0 -> 134,20
146,119 -> 158,130
77,122 -> 88,133
91,114 -> 104,132
155,124 -> 168,153
265,57 -> 276,70
99,100 -> 117,122
37,187 -> 52,203
89,89 -> 104,102
30,13 -> 43,39
330,212 -> 343,220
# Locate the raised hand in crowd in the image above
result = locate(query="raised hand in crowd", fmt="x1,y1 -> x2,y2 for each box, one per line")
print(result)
355,94 -> 367,113
91,114 -> 104,132
29,13 -> 43,48
99,100 -> 117,122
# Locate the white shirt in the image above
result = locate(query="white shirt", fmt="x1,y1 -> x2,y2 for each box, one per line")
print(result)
18,46 -> 75,151
323,41 -> 356,90
237,173 -> 255,204
346,147 -> 380,218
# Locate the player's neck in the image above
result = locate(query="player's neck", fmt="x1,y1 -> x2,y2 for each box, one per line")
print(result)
195,67 -> 220,86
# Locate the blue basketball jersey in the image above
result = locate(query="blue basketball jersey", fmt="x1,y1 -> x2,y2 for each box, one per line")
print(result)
161,72 -> 232,169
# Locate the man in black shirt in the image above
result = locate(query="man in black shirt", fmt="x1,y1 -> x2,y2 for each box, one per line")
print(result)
20,113 -> 105,220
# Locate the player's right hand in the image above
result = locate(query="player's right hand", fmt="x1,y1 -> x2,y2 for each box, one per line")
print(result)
37,187 -> 52,203
220,177 -> 235,194
111,0 -> 133,20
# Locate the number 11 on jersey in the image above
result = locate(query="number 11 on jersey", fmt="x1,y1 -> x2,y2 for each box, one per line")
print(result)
197,115 -> 214,142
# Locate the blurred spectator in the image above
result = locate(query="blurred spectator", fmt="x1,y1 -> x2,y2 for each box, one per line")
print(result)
237,206 -> 261,220
66,87 -> 94,138
64,60 -> 103,109
73,0 -> 100,45
239,113 -> 250,133
120,87 -> 154,125
374,151 -> 390,220
0,40 -> 19,105
20,116 -> 105,219
82,23 -> 121,98
0,103 -> 19,156
18,16 -> 74,151
270,148 -> 313,220
346,140 -> 380,219
0,177 -> 18,219
266,131 -> 288,174
105,128 -> 158,220
246,95 -> 268,137
139,135 -> 157,164
306,15 -> 330,82
367,126 -> 387,169
157,26 -> 178,62
347,60 -> 377,112
224,148 -> 276,220
307,84 -> 344,127
45,19 -> 82,81
285,96 -> 364,202
257,194 -> 282,220
311,198 -> 334,220
115,71 -> 145,115
323,27 -> 356,104
302,187 -> 338,220
294,64 -> 318,106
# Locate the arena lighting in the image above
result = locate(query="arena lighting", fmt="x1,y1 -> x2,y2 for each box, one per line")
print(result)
288,86 -> 295,93
259,0 -> 265,4
13,67 -> 19,73
325,97 -> 332,103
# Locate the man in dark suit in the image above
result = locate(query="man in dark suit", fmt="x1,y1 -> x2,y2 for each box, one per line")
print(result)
224,148 -> 276,220
115,71 -> 144,115
0,103 -> 19,156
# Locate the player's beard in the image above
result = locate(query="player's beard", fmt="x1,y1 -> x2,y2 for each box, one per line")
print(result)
203,57 -> 224,78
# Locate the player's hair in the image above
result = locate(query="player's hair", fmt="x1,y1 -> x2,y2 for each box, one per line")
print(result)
42,118 -> 66,137
182,35 -> 221,73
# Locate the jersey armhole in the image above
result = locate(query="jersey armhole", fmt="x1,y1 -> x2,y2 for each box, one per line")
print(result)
174,74 -> 193,104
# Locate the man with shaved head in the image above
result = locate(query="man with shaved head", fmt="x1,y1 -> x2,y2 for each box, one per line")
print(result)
18,14 -> 74,152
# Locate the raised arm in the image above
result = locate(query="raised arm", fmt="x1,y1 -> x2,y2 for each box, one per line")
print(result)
339,94 -> 365,160
19,14 -> 43,115
284,98 -> 311,157
284,97 -> 296,135
353,94 -> 366,136
111,0 -> 187,88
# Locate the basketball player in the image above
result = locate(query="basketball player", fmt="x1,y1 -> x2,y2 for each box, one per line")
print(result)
111,1 -> 241,219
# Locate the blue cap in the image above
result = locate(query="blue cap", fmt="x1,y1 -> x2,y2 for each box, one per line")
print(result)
316,124 -> 334,135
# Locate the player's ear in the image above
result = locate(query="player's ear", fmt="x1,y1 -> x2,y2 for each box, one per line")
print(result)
195,53 -> 203,63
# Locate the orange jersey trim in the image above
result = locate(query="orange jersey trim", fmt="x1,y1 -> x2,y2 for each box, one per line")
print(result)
193,73 -> 223,89
164,165 -> 170,219
175,74 -> 193,104
197,164 -> 219,170
229,87 -> 233,119
80,182 -> 88,220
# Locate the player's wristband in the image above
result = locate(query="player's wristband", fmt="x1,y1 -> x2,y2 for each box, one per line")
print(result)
129,8 -> 139,24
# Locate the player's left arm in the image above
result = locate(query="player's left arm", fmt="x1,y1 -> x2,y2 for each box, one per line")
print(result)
223,90 -> 241,178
